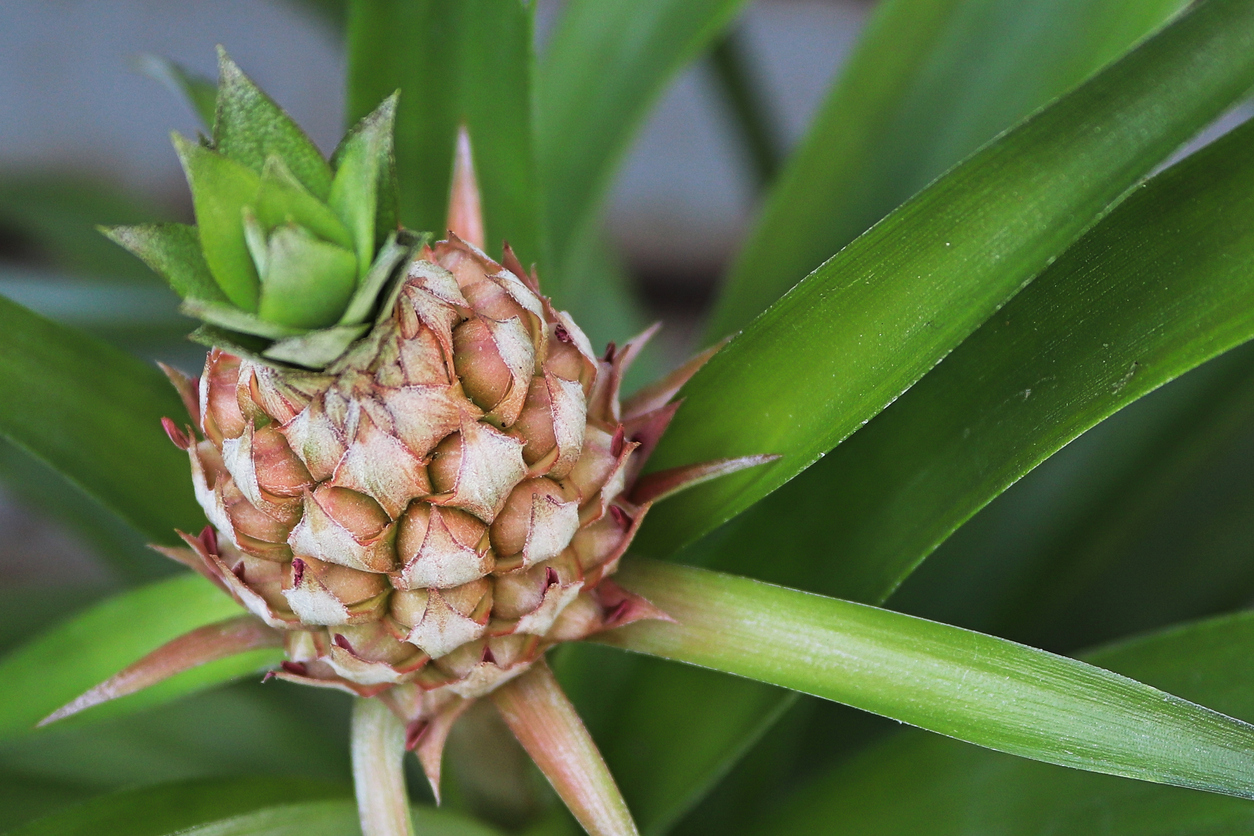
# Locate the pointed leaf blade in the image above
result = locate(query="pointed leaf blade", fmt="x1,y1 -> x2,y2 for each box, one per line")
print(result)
703,84 -> 1254,605
174,135 -> 262,311
3,777 -> 349,836
214,50 -> 333,199
329,94 -> 398,278
759,610 -> 1254,836
602,560 -> 1254,799
104,223 -> 226,304
256,227 -> 359,329
345,0 -> 541,265
40,615 -> 281,727
0,296 -> 202,543
641,0 -> 1254,551
0,575 -> 269,741
707,0 -> 1188,337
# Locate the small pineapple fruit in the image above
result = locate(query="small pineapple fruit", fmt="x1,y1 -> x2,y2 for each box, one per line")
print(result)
66,53 -> 770,828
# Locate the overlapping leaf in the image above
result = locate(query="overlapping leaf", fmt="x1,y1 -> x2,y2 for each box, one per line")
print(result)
346,0 -> 541,265
0,575 -> 272,740
639,0 -> 1254,553
605,560 -> 1254,799
756,610 -> 1254,836
701,92 -> 1254,605
706,0 -> 1187,337
537,0 -> 746,296
0,296 -> 202,543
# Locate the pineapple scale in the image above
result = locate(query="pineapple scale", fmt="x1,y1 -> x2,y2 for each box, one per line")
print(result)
182,237 -> 642,698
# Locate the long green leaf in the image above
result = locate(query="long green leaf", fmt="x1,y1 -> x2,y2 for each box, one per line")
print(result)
174,800 -> 503,836
706,0 -> 1186,337
0,575 -> 271,741
757,610 -> 1254,836
0,682 -> 350,793
639,0 -> 1254,553
565,1 -> 1216,824
537,0 -> 746,296
345,0 -> 541,265
0,296 -> 202,544
699,85 -> 1254,605
891,342 -> 1254,650
5,777 -> 348,836
0,440 -> 168,585
601,560 -> 1254,798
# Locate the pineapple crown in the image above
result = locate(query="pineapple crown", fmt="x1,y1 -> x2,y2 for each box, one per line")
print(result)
107,49 -> 422,369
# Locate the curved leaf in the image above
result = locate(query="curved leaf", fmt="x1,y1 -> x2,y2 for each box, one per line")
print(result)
0,295 -> 202,544
757,610 -> 1254,836
0,682 -> 351,796
345,0 -> 541,265
175,800 -> 503,836
701,84 -> 1254,605
5,777 -> 348,836
0,575 -> 273,741
892,342 -> 1254,650
707,0 -> 1186,337
640,0 -> 1254,552
602,560 -> 1254,799
537,0 -> 746,293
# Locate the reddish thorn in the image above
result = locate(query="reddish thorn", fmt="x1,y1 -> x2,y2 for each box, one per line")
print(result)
262,671 -> 277,683
161,417 -> 191,450
231,561 -> 247,582
609,505 -> 631,528
198,525 -> 219,556
603,342 -> 617,363
480,643 -> 496,665
405,719 -> 431,751
604,600 -> 632,626
544,566 -> 559,588
291,558 -> 306,586
555,324 -> 572,344
281,661 -> 308,676
333,634 -> 355,654
610,425 -> 626,457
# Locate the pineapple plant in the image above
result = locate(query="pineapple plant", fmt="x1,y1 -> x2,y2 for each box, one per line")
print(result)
4,0 -> 1254,835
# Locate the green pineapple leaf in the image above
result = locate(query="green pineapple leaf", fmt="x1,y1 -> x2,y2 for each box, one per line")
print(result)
254,156 -> 354,250
255,226 -> 359,329
0,576 -> 271,741
606,560 -> 1254,800
328,93 -> 398,278
213,48 -> 333,200
101,224 -> 226,304
640,0 -> 1254,553
707,0 -> 1188,338
2,777 -> 349,836
345,0 -> 539,264
699,96 -> 1254,605
173,133 -> 262,311
0,296 -> 200,543
760,610 -> 1254,836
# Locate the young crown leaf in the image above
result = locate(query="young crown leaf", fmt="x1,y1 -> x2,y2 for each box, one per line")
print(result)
213,47 -> 333,199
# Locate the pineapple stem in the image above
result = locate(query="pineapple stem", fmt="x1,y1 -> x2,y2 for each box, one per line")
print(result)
352,697 -> 417,836
491,661 -> 639,836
